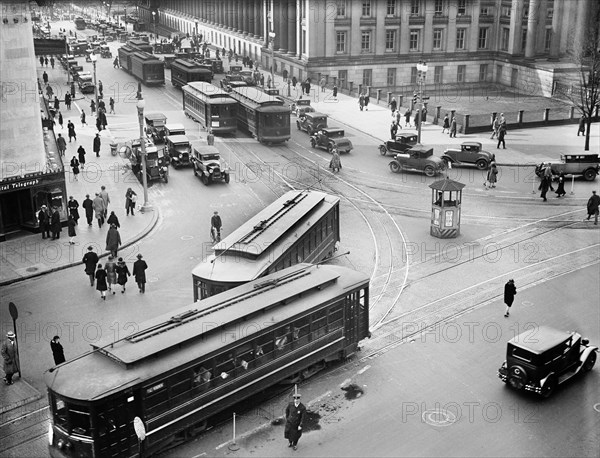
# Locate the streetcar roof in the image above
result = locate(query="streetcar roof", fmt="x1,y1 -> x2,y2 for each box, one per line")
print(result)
191,190 -> 339,283
44,264 -> 368,400
131,51 -> 162,62
230,86 -> 287,109
184,81 -> 232,99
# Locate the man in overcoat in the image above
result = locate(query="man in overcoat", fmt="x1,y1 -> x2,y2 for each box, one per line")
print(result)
38,205 -> 51,239
1,331 -> 19,385
82,246 -> 99,286
50,207 -> 61,239
82,194 -> 94,226
105,224 -> 121,257
504,279 -> 517,317
92,193 -> 105,227
133,253 -> 148,293
284,393 -> 307,450
50,335 -> 65,365
587,190 -> 600,225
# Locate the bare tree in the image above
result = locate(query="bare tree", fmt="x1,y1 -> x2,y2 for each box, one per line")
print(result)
567,2 -> 600,151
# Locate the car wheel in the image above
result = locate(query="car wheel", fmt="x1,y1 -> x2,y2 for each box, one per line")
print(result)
583,168 -> 597,181
541,375 -> 557,399
583,351 -> 597,372
424,165 -> 436,177
390,162 -> 401,173
379,145 -> 387,156
225,174 -> 230,184
310,138 -> 316,148
508,365 -> 527,390
202,174 -> 209,185
476,159 -> 488,170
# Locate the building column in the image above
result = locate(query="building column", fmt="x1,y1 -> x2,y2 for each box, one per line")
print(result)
508,1 -> 524,54
296,0 -> 302,58
276,0 -> 287,52
548,0 -> 562,60
242,2 -> 250,35
524,0 -> 540,58
287,0 -> 296,55
253,0 -> 261,38
574,0 -> 592,55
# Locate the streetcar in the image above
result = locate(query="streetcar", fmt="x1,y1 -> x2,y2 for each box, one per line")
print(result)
74,17 -> 86,30
170,58 -> 213,88
45,263 -> 370,457
192,189 -> 340,300
229,86 -> 291,144
127,38 -> 153,54
117,44 -> 137,73
182,81 -> 237,134
130,51 -> 165,86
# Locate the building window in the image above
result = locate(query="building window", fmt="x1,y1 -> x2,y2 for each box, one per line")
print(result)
501,5 -> 511,17
547,7 -> 554,19
521,27 -> 527,52
386,0 -> 396,16
434,66 -> 443,83
544,28 -> 552,51
432,29 -> 443,50
411,0 -> 420,15
479,64 -> 488,82
457,0 -> 466,15
336,0 -> 346,17
480,7 -> 489,16
410,67 -> 418,84
478,28 -> 488,49
362,0 -> 372,17
385,30 -> 396,51
361,31 -> 372,53
500,27 -> 510,51
363,69 -> 372,87
496,64 -> 503,81
457,65 -> 466,83
434,0 -> 444,15
387,68 -> 396,86
336,31 -> 347,53
456,28 -> 466,50
409,29 -> 419,50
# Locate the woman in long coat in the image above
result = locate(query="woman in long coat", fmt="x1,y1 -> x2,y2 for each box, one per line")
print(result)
105,225 -> 121,257
105,255 -> 117,294
555,172 -> 566,197
116,257 -> 130,293
95,264 -> 108,300
67,215 -> 76,245
329,149 -> 342,173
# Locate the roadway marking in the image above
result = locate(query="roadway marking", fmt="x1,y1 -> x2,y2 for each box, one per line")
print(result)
181,235 -> 194,240
357,365 -> 371,375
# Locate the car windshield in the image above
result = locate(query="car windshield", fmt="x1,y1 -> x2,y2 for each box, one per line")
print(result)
201,154 -> 220,161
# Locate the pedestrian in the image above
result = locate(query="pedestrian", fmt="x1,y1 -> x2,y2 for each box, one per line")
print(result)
442,113 -> 450,133
485,162 -> 498,189
577,115 -> 586,136
207,129 -> 215,146
50,56 -> 55,69
422,106 -> 427,123
90,99 -> 96,114
113,56 -> 119,68
77,145 -> 86,170
332,84 -> 338,99
1,331 -> 19,385
320,76 -> 326,92
67,196 -> 80,223
56,133 -> 67,156
51,206 -> 61,239
404,108 -> 411,128
450,116 -> 457,138
125,188 -> 137,216
70,156 -> 80,181
292,76 -> 297,88
98,80 -> 103,99
43,70 -> 48,84
96,115 -> 103,132
40,55 -> 45,67
67,214 -> 77,245
65,93 -> 71,110
107,211 -> 120,228
503,279 -> 517,317
586,190 -> 600,225
539,175 -> 550,202
67,120 -> 77,142
497,124 -> 506,149
358,93 -> 365,111
82,194 -> 93,226
80,110 -> 86,127
105,255 -> 117,294
543,163 -> 555,191
390,121 -> 398,140
54,96 -> 60,111
133,253 -> 148,293
109,97 -> 115,114
364,92 -> 370,110
82,247 -> 99,287
305,78 -> 311,94
211,211 -> 222,241
329,148 -> 342,173
282,68 -> 288,82
554,172 -> 566,198
389,97 -> 397,113
284,393 -> 306,451
267,75 -> 272,89
50,336 -> 65,365
395,109 -> 402,126
414,109 -> 421,129
490,115 -> 500,139
105,224 -> 121,257
58,111 -> 63,129
38,205 -> 51,239
116,257 -> 130,293
99,185 -> 110,218
44,56 -> 49,67
95,264 -> 108,300
92,192 -> 105,228
93,133 -> 101,157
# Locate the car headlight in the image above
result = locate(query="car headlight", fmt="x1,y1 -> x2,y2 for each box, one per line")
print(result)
179,153 -> 183,159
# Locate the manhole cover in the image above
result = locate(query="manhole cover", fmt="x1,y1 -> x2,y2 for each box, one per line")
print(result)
422,409 -> 456,427
521,300 -> 534,307
26,267 -> 39,272
181,235 -> 194,240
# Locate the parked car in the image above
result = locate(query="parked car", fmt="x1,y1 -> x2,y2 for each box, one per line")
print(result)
292,98 -> 315,117
144,113 -> 167,144
535,153 -> 599,181
389,145 -> 446,177
239,70 -> 256,86
297,112 -> 328,136
76,71 -> 95,94
191,146 -> 230,185
164,123 -> 186,137
379,133 -> 418,156
310,128 -> 353,154
130,139 -> 169,183
165,134 -> 192,168
441,141 -> 494,170
498,327 -> 597,398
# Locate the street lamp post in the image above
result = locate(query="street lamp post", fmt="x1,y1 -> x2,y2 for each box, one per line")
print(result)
267,13 -> 275,89
151,11 -> 156,42
136,97 -> 152,213
416,60 -> 428,144
90,52 -> 99,115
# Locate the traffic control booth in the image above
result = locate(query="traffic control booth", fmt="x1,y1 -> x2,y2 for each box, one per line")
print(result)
429,178 -> 465,239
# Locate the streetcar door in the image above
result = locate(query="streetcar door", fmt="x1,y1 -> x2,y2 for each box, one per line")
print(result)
344,292 -> 358,348
96,391 -> 139,456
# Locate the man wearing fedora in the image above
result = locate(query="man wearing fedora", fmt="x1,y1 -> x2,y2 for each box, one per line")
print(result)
133,253 -> 148,293
2,331 -> 19,385
284,393 -> 307,451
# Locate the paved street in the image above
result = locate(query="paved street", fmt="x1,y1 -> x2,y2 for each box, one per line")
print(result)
1,14 -> 599,458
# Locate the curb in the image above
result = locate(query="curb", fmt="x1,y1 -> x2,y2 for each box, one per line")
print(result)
0,208 -> 160,288
0,379 -> 42,415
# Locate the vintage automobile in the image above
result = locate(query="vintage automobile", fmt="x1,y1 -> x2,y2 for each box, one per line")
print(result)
191,146 -> 230,185
310,128 -> 353,154
144,113 -> 168,144
389,145 -> 446,177
379,133 -> 419,156
297,112 -> 328,136
164,123 -> 186,137
441,141 -> 494,170
239,70 -> 256,86
100,45 -> 112,58
165,134 -> 192,168
498,327 -> 597,398
76,71 -> 95,94
535,153 -> 599,181
291,98 -> 315,117
130,139 -> 169,183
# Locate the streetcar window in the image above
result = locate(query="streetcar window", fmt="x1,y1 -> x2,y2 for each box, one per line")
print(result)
275,326 -> 292,353
70,407 -> 91,437
328,304 -> 344,331
193,365 -> 212,392
236,343 -> 254,372
215,353 -> 236,382
294,317 -> 310,346
255,334 -> 274,365
312,309 -> 328,339
52,395 -> 68,430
